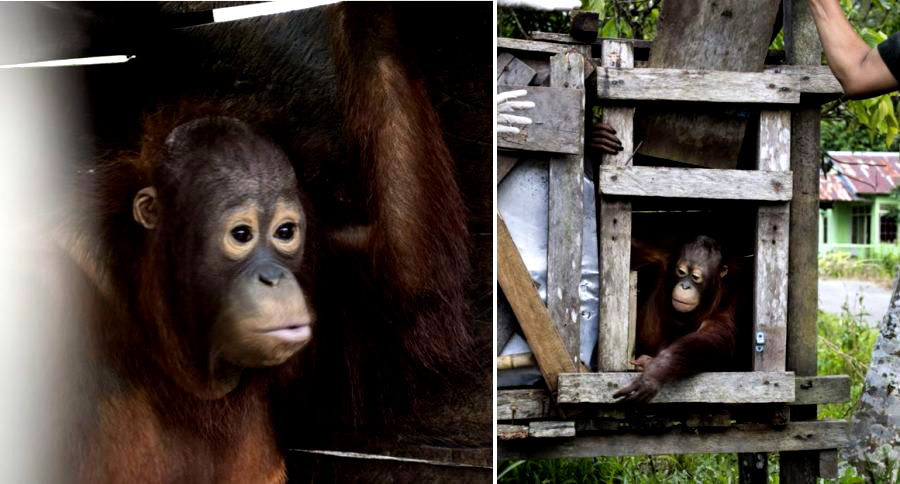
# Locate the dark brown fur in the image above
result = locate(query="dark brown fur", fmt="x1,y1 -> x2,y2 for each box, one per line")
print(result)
614,236 -> 738,403
64,3 -> 476,481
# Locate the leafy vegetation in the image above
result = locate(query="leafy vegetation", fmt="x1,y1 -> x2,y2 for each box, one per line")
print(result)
819,250 -> 900,285
498,305 -> 881,483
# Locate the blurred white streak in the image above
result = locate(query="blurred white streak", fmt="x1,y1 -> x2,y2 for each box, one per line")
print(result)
213,0 -> 341,23
0,5 -> 85,483
0,55 -> 134,69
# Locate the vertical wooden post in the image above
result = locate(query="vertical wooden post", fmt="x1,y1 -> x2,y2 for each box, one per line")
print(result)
547,51 -> 585,364
738,452 -> 769,484
753,110 -> 791,372
740,109 -> 792,482
782,0 -> 823,482
596,40 -> 634,371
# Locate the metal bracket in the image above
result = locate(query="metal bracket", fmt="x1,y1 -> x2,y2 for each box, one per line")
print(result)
755,332 -> 766,353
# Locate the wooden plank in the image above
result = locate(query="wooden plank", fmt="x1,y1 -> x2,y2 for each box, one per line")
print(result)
793,375 -> 851,405
520,57 -> 551,86
599,40 -> 635,167
498,424 -> 528,441
782,1 -> 824,480
534,32 -> 652,51
498,389 -> 551,421
498,37 -> 570,55
754,203 -> 790,372
498,216 -> 577,391
596,39 -> 634,372
754,110 -> 791,373
498,53 -> 537,86
597,67 -> 800,104
497,52 -> 515,78
547,52 -> 585,362
762,66 -> 842,95
557,372 -> 795,404
497,85 -> 584,155
626,271 -> 637,366
637,0 -> 781,168
499,421 -> 851,459
597,199 -> 632,371
819,449 -> 839,479
597,166 -> 793,201
758,110 -> 792,171
497,376 -> 851,420
529,421 -> 575,438
738,452 -> 769,484
497,153 -> 518,184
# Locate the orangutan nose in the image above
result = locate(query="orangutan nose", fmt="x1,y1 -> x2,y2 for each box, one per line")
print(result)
259,267 -> 285,287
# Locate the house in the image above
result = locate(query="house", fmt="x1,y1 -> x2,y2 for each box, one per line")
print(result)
819,151 -> 900,257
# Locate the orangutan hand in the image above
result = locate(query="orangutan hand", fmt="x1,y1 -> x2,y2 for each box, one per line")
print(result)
590,122 -> 623,155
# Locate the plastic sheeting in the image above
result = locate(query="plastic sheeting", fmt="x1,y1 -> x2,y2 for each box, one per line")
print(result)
497,159 -> 599,387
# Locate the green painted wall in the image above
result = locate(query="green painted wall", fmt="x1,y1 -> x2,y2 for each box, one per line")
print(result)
820,196 -> 900,257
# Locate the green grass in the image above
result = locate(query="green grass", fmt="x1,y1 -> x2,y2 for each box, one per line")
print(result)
498,305 -> 882,483
819,251 -> 900,287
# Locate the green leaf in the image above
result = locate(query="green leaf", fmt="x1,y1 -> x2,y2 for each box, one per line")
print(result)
601,17 -> 618,38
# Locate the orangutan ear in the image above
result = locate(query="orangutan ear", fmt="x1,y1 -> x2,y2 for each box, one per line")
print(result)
720,265 -> 729,279
133,187 -> 159,229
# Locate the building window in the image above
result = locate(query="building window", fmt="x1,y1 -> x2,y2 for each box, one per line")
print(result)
823,216 -> 828,244
880,207 -> 898,243
852,205 -> 871,245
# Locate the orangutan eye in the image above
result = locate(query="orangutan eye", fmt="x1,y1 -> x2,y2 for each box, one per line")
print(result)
691,273 -> 703,283
274,223 -> 296,240
676,267 -> 688,277
231,225 -> 253,244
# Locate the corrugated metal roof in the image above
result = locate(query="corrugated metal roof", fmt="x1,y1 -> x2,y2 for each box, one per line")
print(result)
820,151 -> 900,201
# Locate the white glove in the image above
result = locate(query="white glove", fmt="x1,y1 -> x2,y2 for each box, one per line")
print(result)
497,0 -> 581,10
497,89 -> 535,134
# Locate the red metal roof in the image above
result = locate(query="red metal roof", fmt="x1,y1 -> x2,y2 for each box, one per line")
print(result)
820,151 -> 900,201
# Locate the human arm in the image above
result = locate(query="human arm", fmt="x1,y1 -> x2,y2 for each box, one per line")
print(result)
809,0 -> 899,98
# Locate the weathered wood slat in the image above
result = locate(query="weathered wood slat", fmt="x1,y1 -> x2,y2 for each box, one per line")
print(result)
498,217 -> 577,391
498,37 -> 570,55
532,32 -> 653,51
598,68 -> 802,104
634,0 -> 781,168
547,52 -> 585,362
499,421 -> 850,459
497,153 -> 518,185
598,41 -> 635,167
498,389 -> 551,421
758,110 -> 792,171
754,204 -> 790,371
793,375 -> 850,405
782,0 -> 824,481
596,40 -> 635,372
762,66 -> 841,95
497,52 -> 537,86
819,449 -> 839,479
557,372 -> 795,404
597,166 -> 793,201
626,271 -> 638,366
497,376 -> 850,421
753,110 -> 791,373
529,421 -> 575,438
498,424 -> 528,441
497,85 -> 584,155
